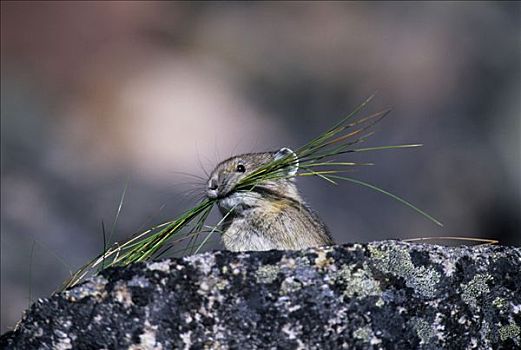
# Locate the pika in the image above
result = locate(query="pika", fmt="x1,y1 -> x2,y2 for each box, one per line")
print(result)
206,148 -> 334,251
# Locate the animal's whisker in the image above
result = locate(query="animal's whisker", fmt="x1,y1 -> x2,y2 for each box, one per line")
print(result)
169,170 -> 207,181
170,181 -> 205,189
180,190 -> 206,202
196,148 -> 211,178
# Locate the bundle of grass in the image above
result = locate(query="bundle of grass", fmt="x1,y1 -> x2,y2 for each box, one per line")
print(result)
62,96 -> 442,290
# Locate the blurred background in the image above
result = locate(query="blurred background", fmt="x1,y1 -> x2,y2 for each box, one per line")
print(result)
1,1 -> 519,332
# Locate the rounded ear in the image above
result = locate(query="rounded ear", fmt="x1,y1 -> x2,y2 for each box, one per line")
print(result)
274,147 -> 299,177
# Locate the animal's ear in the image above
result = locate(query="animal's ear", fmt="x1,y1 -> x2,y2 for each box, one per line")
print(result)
274,147 -> 299,177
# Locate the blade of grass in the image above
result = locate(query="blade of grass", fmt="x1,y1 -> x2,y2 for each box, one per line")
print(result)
314,109 -> 391,151
108,181 -> 129,245
403,236 -> 498,245
28,240 -> 35,307
101,221 -> 107,271
298,107 -> 389,159
296,93 -> 377,155
28,238 -> 73,276
194,205 -> 237,254
350,144 -> 423,152
61,199 -> 216,289
328,175 -> 444,227
301,162 -> 374,167
186,203 -> 213,254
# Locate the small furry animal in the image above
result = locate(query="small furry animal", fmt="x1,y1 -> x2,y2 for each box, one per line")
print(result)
206,147 -> 334,251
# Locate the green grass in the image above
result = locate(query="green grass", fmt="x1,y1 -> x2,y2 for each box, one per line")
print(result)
61,95 -> 442,290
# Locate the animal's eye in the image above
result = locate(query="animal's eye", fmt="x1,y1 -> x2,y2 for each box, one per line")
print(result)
236,164 -> 246,173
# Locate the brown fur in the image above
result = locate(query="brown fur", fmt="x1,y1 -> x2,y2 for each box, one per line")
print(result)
206,148 -> 334,251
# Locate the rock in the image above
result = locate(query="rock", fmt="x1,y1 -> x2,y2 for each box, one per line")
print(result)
1,241 -> 520,349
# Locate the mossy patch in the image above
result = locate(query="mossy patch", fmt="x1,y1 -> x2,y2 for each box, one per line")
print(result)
353,326 -> 372,341
411,317 -> 436,345
461,274 -> 492,309
369,245 -> 441,298
492,296 -> 506,310
280,277 -> 303,294
499,323 -> 520,343
332,264 -> 381,299
255,265 -> 280,284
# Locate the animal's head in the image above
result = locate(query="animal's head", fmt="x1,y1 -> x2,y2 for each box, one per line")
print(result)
206,148 -> 300,211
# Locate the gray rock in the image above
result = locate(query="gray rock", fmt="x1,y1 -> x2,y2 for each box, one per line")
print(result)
1,241 -> 520,349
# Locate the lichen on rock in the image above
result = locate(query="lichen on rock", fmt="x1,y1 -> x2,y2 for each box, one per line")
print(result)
1,240 -> 520,349
368,244 -> 441,298
461,273 -> 492,309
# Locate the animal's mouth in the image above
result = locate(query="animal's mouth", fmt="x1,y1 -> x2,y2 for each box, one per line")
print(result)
207,185 -> 277,201
206,176 -> 227,199
206,175 -> 255,200
206,188 -> 220,199
206,183 -> 235,200
207,190 -> 233,200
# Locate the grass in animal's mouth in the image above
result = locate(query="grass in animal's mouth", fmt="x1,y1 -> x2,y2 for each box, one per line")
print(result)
61,95 -> 442,290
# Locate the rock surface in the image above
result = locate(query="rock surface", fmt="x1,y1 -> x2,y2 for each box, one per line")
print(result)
1,241 -> 520,349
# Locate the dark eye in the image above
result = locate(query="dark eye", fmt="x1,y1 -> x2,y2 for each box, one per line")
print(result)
236,164 -> 246,173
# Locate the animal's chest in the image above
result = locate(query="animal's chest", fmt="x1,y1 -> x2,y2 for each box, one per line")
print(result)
221,216 -> 279,252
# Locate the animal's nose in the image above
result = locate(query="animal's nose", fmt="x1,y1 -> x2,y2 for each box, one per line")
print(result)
207,177 -> 219,199
208,178 -> 218,191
